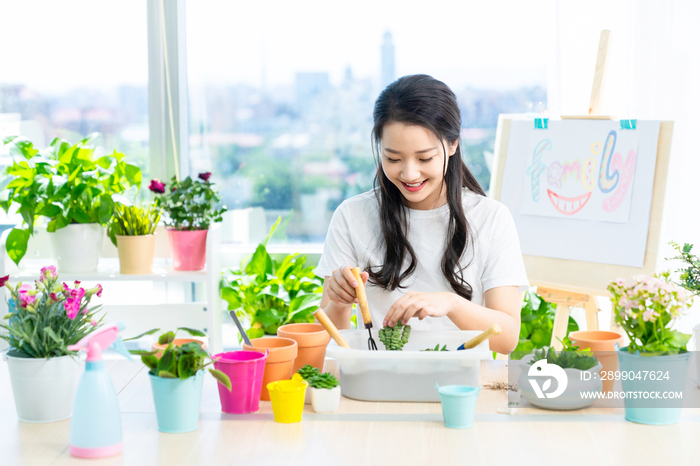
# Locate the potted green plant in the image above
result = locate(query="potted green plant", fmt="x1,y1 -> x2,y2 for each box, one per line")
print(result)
0,266 -> 103,422
148,173 -> 226,271
107,203 -> 161,274
133,340 -> 230,433
220,218 -> 324,339
608,272 -> 693,425
1,135 -> 142,272
517,338 -> 602,410
308,372 -> 341,413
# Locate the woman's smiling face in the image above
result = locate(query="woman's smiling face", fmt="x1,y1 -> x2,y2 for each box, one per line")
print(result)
381,122 -> 459,210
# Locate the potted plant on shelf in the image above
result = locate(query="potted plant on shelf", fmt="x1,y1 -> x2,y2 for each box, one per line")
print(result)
220,217 -> 324,340
608,272 -> 693,425
148,173 -> 226,271
1,135 -> 142,272
108,203 -> 161,274
134,341 -> 230,433
308,372 -> 341,413
0,266 -> 103,422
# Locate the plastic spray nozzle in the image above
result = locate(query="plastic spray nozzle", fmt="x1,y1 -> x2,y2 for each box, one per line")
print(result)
67,322 -> 133,362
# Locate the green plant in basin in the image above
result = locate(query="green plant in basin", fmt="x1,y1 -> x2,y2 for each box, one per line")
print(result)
308,372 -> 339,390
107,203 -> 161,246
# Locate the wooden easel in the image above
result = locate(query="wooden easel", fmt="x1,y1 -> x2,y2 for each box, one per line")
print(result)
545,30 -> 613,349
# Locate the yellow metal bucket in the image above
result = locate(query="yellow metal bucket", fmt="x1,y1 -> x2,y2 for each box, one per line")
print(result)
267,379 -> 308,423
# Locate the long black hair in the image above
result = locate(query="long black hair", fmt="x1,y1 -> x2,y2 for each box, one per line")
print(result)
368,74 -> 486,301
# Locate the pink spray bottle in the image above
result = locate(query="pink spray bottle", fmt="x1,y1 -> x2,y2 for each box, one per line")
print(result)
67,323 -> 133,458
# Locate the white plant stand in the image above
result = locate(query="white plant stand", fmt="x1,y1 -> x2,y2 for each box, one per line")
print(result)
0,225 -> 224,353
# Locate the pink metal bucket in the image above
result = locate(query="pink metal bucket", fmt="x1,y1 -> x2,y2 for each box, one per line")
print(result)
213,351 -> 268,414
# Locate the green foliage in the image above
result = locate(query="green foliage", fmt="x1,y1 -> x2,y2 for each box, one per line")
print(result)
308,372 -> 340,389
142,341 -> 231,391
422,344 -> 448,352
378,321 -> 411,351
296,364 -> 321,381
608,272 -> 692,355
1,134 -> 142,264
152,175 -> 226,230
529,342 -> 599,371
0,269 -> 103,358
108,203 -> 161,246
220,217 -> 324,337
668,241 -> 700,295
511,290 -> 579,359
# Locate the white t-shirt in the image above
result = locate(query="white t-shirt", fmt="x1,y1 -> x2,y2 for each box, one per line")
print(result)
314,188 -> 529,331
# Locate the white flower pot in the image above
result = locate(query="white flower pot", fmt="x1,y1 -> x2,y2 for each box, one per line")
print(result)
49,223 -> 105,273
5,352 -> 82,422
311,386 -> 341,413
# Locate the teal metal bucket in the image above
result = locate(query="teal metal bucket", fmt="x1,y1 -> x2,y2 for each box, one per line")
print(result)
149,370 -> 204,433
436,384 -> 480,429
617,348 -> 690,425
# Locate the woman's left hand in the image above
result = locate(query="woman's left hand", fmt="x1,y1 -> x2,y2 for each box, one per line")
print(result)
383,292 -> 454,327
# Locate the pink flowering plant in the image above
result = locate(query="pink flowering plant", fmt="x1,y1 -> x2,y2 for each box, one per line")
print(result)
148,173 -> 226,230
0,266 -> 104,358
607,272 -> 693,355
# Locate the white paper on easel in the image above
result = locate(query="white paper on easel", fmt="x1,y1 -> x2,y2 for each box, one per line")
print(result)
500,119 -> 660,268
518,125 -> 640,223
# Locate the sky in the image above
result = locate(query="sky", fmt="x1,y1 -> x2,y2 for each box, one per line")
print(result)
0,0 -> 552,94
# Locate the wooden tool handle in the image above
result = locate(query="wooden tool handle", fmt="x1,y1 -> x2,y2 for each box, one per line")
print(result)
350,267 -> 372,329
461,324 -> 502,350
313,308 -> 351,349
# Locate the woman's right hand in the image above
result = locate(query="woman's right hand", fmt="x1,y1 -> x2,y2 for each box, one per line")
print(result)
325,265 -> 369,306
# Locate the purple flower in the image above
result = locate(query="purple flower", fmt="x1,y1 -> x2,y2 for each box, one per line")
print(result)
198,172 -> 212,182
18,284 -> 36,308
149,179 -> 166,194
0,275 -> 8,288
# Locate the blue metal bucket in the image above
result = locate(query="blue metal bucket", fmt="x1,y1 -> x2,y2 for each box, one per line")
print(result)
149,370 -> 204,433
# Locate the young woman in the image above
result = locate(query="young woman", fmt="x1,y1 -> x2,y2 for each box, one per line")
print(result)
314,74 -> 528,354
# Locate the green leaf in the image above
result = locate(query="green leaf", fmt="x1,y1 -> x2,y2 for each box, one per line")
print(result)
47,215 -> 70,232
209,368 -> 232,391
157,370 -> 177,378
97,194 -> 113,225
158,331 -> 175,345
157,346 -> 177,375
178,353 -> 194,379
262,216 -> 281,247
123,328 -> 161,341
246,328 -> 264,340
43,327 -> 64,346
245,244 -> 273,277
176,327 -> 207,337
141,355 -> 159,370
129,350 -> 159,356
6,228 -> 31,266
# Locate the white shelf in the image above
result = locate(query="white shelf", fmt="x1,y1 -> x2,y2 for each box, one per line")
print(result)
7,258 -> 208,283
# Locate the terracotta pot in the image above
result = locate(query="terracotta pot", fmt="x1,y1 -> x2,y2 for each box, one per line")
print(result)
243,337 -> 297,401
569,330 -> 623,393
277,323 -> 331,373
166,228 -> 208,271
116,234 -> 156,274
151,338 -> 207,359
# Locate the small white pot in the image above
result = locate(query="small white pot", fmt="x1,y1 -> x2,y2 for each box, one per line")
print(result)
311,386 -> 341,413
5,352 -> 82,422
49,223 -> 105,273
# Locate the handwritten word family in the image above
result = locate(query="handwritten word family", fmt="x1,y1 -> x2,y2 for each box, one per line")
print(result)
526,130 -> 636,215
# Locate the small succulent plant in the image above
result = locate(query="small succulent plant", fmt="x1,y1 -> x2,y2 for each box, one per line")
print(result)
378,321 -> 411,351
422,344 -> 448,351
308,372 -> 339,389
296,364 -> 320,381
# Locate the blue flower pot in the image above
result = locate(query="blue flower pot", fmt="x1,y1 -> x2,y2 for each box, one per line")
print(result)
436,384 -> 480,429
617,347 -> 690,425
149,370 -> 204,433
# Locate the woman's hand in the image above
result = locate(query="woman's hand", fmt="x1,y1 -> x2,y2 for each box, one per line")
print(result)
325,265 -> 369,306
383,291 -> 455,327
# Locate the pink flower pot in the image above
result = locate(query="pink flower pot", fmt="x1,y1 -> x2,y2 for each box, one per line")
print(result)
167,229 -> 208,271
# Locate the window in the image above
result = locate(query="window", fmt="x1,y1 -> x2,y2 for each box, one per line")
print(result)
0,0 -> 150,181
